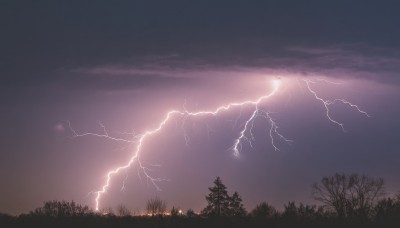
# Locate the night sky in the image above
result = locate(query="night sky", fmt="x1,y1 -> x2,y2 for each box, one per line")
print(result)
1,1 -> 400,215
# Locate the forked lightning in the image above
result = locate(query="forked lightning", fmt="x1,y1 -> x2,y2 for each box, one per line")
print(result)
68,78 -> 370,211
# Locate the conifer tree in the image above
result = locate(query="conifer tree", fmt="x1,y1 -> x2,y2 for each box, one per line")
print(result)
229,191 -> 247,216
202,176 -> 230,216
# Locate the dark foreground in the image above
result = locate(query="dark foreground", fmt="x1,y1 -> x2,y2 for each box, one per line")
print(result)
1,215 -> 400,228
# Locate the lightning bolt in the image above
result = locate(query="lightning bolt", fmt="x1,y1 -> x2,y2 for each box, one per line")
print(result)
303,79 -> 370,131
68,78 -> 370,211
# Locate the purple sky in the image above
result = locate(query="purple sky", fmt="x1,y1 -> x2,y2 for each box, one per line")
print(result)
1,1 -> 400,215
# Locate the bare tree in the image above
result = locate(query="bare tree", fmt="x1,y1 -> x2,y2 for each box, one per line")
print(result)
116,205 -> 130,217
313,173 -> 384,218
146,197 -> 167,216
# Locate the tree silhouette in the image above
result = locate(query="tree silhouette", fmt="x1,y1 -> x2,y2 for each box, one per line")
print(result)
250,202 -> 278,219
282,201 -> 298,218
116,205 -> 130,217
100,207 -> 115,216
31,200 -> 93,217
313,173 -> 384,218
229,191 -> 247,216
202,176 -> 230,216
375,194 -> 400,222
186,208 -> 196,218
146,197 -> 166,216
170,206 -> 182,217
296,203 -> 323,219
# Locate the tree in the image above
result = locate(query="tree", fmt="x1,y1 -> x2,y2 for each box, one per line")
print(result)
296,203 -> 323,219
313,173 -> 384,218
282,202 -> 321,219
374,194 -> 400,222
100,207 -> 115,216
282,201 -> 298,218
250,202 -> 278,219
186,208 -> 196,218
202,176 -> 230,216
229,191 -> 247,216
31,200 -> 93,217
170,206 -> 182,217
146,197 -> 167,216
116,205 -> 130,217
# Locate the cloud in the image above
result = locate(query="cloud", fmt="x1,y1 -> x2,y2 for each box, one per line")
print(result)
281,45 -> 400,84
73,43 -> 400,89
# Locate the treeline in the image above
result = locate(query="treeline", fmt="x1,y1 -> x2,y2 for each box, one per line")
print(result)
1,173 -> 400,228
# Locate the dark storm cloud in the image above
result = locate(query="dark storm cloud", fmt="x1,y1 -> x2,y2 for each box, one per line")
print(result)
259,45 -> 400,84
74,43 -> 400,90
2,0 -> 400,91
66,69 -> 197,91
